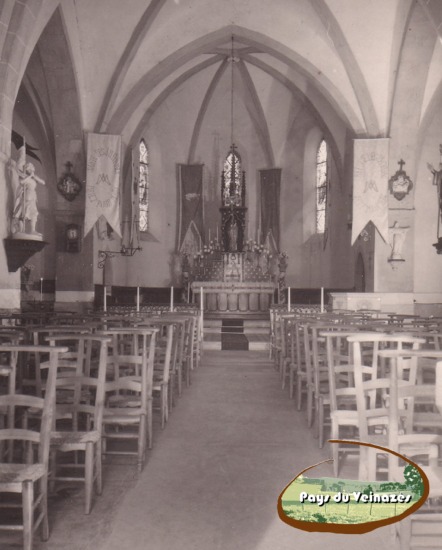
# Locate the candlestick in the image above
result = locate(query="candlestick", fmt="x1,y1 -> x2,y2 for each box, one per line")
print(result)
136,286 -> 140,312
104,285 -> 107,313
200,286 -> 204,341
288,287 -> 291,312
40,278 -> 43,301
320,287 -> 324,313
170,286 -> 174,312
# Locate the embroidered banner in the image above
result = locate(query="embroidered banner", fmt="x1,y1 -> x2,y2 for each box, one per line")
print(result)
85,133 -> 122,237
352,139 -> 389,244
177,164 -> 204,254
260,168 -> 281,248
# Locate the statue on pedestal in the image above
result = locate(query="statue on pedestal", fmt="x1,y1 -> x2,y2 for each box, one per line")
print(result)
228,216 -> 238,252
8,144 -> 45,239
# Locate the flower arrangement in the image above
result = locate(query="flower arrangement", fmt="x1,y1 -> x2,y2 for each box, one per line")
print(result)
244,239 -> 270,256
194,238 -> 222,259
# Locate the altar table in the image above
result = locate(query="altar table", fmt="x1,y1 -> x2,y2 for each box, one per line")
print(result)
191,281 -> 275,313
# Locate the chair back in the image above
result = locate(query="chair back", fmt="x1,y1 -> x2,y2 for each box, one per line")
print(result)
0,345 -> 67,465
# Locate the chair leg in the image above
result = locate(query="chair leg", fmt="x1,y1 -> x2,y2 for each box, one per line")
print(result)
22,480 -> 34,550
139,414 -> 147,472
147,402 -> 153,450
318,398 -> 324,448
40,477 -> 50,542
84,441 -> 94,514
399,517 -> 412,550
95,440 -> 103,495
307,388 -> 314,427
296,374 -> 303,411
163,386 -> 169,424
331,422 -> 340,477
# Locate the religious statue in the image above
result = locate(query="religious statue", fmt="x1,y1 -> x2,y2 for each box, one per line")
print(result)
228,216 -> 238,252
388,220 -> 409,261
428,148 -> 442,221
8,144 -> 45,238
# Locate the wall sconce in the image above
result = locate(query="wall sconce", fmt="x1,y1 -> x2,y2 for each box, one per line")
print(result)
57,162 -> 82,202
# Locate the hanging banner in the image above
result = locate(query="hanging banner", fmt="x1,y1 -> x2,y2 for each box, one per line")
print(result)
352,138 -> 389,244
260,168 -> 281,249
85,133 -> 122,237
177,164 -> 204,253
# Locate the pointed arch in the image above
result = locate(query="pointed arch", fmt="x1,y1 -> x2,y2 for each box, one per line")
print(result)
105,25 -> 364,136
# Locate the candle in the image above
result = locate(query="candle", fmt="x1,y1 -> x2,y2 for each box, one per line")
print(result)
288,287 -> 291,312
40,278 -> 43,301
170,286 -> 174,312
320,287 -> 324,313
104,285 -> 107,312
209,228 -> 211,242
136,286 -> 140,312
200,286 -> 204,340
187,283 -> 190,304
200,234 -> 202,249
216,226 -> 219,241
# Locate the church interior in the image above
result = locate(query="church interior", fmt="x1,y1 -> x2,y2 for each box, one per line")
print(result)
1,1 -> 442,549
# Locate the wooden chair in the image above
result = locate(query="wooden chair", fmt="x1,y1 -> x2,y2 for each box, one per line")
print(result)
373,350 -> 442,550
101,328 -> 158,472
28,326 -> 92,397
45,334 -> 110,514
153,324 -> 174,429
322,329 -> 360,475
0,344 -> 67,550
348,333 -> 426,481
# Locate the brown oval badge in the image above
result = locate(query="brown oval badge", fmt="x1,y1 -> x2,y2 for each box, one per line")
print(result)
277,440 -> 430,534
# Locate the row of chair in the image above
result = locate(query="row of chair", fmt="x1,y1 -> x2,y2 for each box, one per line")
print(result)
270,307 -> 442,550
0,310 -> 202,550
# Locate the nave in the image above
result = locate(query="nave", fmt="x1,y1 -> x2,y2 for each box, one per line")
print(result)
6,350 -> 388,550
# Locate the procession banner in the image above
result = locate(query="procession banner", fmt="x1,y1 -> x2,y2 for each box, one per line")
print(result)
260,168 -> 281,248
352,138 -> 389,244
177,164 -> 204,252
85,133 -> 122,237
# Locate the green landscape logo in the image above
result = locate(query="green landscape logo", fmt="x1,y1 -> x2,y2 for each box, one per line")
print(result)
277,440 -> 429,534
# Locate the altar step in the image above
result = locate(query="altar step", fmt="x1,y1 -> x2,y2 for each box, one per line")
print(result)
202,318 -> 270,351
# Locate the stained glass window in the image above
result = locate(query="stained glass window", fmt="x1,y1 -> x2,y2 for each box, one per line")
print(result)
222,147 -> 243,207
316,139 -> 328,234
139,139 -> 149,232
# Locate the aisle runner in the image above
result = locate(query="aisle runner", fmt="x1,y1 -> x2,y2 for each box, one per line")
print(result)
221,319 -> 249,350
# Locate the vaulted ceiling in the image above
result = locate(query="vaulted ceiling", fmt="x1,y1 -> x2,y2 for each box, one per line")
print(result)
11,0 -> 442,176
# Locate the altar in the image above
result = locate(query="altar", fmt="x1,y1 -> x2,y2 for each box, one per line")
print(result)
191,281 -> 274,313
179,144 -> 280,315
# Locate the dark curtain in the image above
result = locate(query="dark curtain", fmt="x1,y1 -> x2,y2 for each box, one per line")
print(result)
177,164 -> 204,250
260,168 -> 281,249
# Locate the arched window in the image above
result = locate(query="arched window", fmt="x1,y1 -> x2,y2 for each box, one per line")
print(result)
222,146 -> 244,207
316,139 -> 328,234
138,139 -> 149,232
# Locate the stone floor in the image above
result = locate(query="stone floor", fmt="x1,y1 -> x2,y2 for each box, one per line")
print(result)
2,350 -> 393,550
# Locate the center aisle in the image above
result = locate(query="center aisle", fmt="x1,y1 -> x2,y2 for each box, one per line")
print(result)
98,350 -> 389,550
